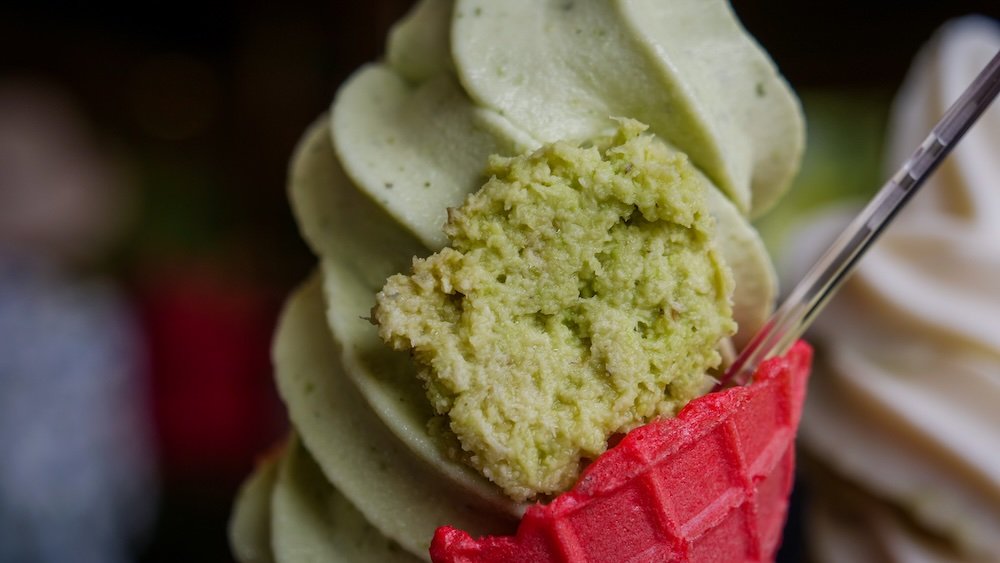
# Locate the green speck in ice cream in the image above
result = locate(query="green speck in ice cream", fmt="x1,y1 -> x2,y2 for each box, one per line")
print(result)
373,120 -> 735,501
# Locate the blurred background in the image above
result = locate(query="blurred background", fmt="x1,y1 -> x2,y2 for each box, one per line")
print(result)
0,1 -> 996,561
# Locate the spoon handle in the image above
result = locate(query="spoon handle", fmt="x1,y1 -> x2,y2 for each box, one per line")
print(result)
720,49 -> 1000,388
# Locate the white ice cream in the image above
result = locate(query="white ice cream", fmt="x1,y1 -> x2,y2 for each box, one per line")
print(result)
787,16 -> 1000,562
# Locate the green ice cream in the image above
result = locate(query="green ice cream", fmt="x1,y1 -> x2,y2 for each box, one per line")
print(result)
374,121 -> 735,501
231,0 -> 804,561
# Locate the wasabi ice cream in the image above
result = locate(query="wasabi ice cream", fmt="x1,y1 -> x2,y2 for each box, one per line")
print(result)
375,121 -> 734,500
231,0 -> 804,560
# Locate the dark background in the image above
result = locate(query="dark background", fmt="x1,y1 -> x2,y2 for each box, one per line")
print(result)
1,1 -> 996,561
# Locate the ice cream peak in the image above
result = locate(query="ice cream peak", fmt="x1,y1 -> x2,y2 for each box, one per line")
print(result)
374,120 -> 735,501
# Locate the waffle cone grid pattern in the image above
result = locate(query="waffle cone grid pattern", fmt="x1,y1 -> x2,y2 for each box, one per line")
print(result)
432,340 -> 812,563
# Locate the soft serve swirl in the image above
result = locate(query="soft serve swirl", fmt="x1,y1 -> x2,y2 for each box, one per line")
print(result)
230,1 -> 804,561
791,16 -> 1000,562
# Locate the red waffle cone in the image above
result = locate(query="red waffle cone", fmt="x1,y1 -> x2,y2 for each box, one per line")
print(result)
431,340 -> 812,563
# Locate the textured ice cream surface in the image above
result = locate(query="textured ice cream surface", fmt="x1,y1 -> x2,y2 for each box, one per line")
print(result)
230,0 -> 806,559
375,121 -> 735,501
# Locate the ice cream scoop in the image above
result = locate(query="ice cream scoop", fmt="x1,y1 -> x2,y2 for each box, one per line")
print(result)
230,0 -> 806,560
373,121 -> 737,502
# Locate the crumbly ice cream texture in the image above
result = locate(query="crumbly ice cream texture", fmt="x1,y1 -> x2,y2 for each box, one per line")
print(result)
374,121 -> 735,501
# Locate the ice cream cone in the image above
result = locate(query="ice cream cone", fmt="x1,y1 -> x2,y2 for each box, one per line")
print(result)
431,341 -> 812,563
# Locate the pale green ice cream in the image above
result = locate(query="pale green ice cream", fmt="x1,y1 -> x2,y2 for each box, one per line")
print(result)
375,121 -> 735,500
231,0 -> 804,561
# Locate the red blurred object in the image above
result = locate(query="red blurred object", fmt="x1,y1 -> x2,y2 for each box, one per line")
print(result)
138,269 -> 284,482
431,341 -> 812,563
